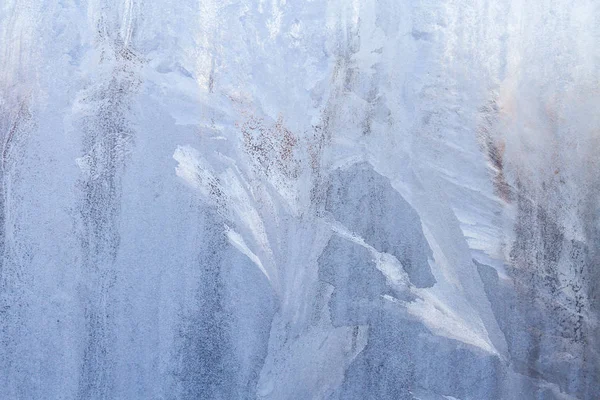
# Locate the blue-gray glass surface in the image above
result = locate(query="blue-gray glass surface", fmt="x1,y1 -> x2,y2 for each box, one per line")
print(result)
0,1 -> 598,399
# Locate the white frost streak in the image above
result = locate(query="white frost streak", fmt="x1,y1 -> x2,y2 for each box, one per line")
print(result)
405,293 -> 498,355
226,226 -> 272,283
173,144 -> 280,290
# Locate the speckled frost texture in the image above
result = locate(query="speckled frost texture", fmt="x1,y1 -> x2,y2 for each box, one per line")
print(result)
0,1 -> 598,399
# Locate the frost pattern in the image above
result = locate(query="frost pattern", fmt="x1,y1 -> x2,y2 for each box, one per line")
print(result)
0,1 -> 598,399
